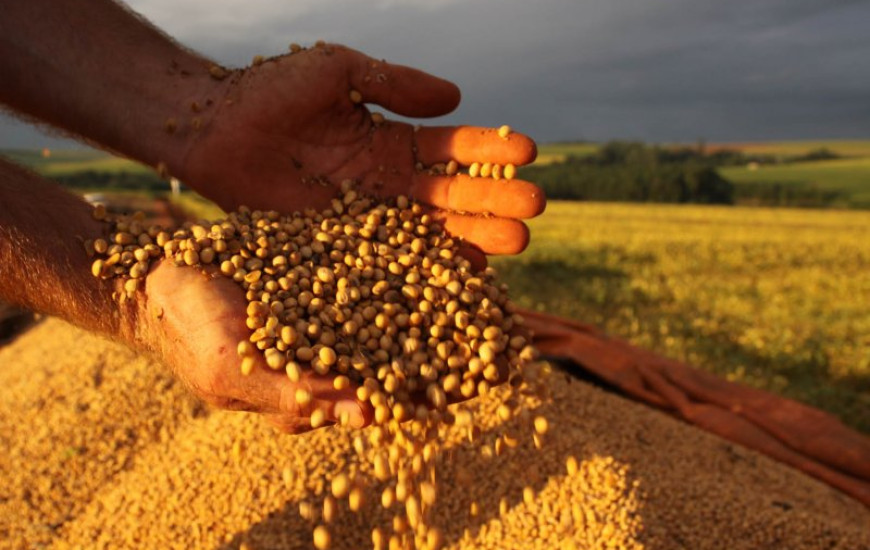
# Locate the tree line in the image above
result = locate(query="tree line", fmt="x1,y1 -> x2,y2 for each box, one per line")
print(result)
519,141 -> 734,204
519,141 -> 844,207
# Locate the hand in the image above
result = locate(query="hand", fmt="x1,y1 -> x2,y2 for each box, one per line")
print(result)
182,44 -> 544,258
140,260 -> 372,434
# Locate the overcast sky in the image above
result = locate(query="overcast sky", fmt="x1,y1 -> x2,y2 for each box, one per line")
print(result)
2,0 -> 869,149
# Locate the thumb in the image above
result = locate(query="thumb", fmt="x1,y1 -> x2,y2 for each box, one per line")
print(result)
345,47 -> 461,118
276,372 -> 373,429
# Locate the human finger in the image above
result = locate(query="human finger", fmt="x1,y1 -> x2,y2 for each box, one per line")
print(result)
264,414 -> 314,435
346,49 -> 460,118
428,210 -> 531,255
414,126 -> 537,166
410,173 -> 546,219
222,365 -> 372,429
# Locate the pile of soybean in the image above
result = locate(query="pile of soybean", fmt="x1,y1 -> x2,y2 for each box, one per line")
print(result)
2,184 -> 868,549
84,183 -> 550,550
1,320 -> 869,549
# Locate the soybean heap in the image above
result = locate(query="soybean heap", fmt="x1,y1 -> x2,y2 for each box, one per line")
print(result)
85,180 -> 550,550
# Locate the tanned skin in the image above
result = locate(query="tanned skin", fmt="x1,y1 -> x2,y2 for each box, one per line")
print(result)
0,0 -> 544,432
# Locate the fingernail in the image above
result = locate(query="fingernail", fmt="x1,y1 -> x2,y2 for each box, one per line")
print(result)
335,400 -> 365,429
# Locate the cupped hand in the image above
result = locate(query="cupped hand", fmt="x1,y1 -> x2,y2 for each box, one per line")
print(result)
139,260 -> 372,434
182,44 -> 544,257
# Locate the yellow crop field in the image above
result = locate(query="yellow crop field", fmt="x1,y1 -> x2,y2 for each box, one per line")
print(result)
492,201 -> 870,433
707,140 -> 870,158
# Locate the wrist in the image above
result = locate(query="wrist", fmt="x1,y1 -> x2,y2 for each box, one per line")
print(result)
80,212 -> 152,352
0,160 -> 146,345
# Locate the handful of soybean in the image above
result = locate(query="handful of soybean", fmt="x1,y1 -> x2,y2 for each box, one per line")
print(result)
86,181 -> 550,550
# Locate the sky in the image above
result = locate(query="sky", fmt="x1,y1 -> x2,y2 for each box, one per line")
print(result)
2,0 -> 869,149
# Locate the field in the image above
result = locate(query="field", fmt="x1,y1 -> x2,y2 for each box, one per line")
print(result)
535,139 -> 870,208
720,157 -> 870,207
492,201 -> 870,433
2,148 -> 149,175
532,142 -> 599,165
1,148 -> 227,218
535,139 -> 870,165
706,140 -> 870,158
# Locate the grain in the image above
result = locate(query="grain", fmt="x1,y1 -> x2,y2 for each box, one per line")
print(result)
1,322 -> 868,549
313,524 -> 332,549
91,259 -> 105,278
92,203 -> 107,221
331,473 -> 351,499
333,375 -> 351,391
323,495 -> 337,522
310,408 -> 327,429
208,64 -> 228,80
319,346 -> 337,367
566,455 -> 579,476
296,387 -> 312,408
286,361 -> 303,382
240,356 -> 256,376
503,164 -> 516,180
67,181 -> 870,550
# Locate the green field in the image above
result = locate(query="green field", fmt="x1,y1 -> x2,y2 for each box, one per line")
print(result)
535,139 -> 870,165
2,148 -> 149,175
721,157 -> 870,207
0,148 -> 213,214
535,140 -> 870,208
533,142 -> 599,165
707,140 -> 870,158
493,201 -> 870,434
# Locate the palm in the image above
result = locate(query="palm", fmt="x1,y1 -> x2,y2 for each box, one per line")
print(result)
188,50 -> 404,208
142,261 -> 368,433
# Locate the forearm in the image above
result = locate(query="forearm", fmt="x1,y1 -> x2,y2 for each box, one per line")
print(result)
0,158 -> 140,344
0,0 -> 226,179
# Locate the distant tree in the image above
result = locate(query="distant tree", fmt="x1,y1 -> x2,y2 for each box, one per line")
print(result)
520,141 -> 735,205
792,148 -> 840,162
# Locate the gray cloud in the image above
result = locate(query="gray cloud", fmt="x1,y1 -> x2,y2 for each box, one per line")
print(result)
2,0 -> 868,149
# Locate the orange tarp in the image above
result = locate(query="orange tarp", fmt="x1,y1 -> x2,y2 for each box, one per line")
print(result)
523,309 -> 870,508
